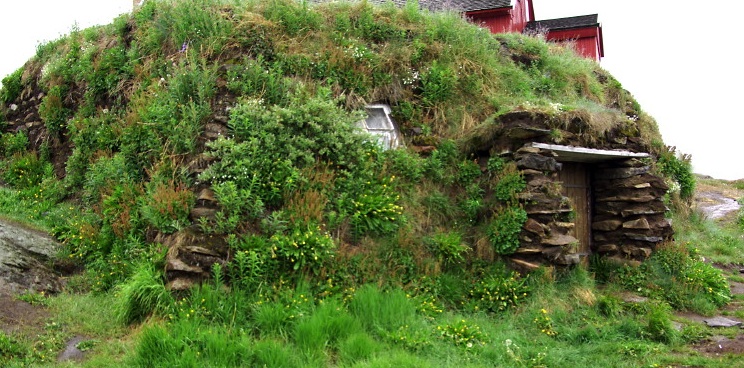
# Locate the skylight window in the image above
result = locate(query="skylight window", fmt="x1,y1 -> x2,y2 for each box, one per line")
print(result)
357,104 -> 402,150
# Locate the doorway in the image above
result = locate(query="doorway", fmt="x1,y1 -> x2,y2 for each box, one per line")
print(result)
558,162 -> 591,258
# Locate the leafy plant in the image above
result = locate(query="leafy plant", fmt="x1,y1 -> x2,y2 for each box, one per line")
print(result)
270,223 -> 335,273
140,180 -> 194,234
427,231 -> 468,265
487,206 -> 528,255
38,85 -> 71,136
469,271 -> 531,313
0,68 -> 23,103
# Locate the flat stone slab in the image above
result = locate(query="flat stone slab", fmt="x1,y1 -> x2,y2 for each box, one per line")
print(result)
703,316 -> 742,328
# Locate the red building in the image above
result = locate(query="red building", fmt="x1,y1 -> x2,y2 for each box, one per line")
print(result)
387,0 -> 605,62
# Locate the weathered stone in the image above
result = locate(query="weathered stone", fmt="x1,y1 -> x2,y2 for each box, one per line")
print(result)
197,188 -> 217,203
521,169 -> 543,176
190,207 -> 217,221
525,208 -> 573,215
554,222 -> 575,230
541,246 -> 562,259
595,243 -> 618,253
523,218 -> 546,236
625,234 -> 664,243
516,146 -> 541,155
166,257 -> 205,274
592,220 -> 622,231
704,317 -> 743,328
595,194 -> 656,203
515,246 -> 543,254
595,166 -> 649,180
527,175 -> 552,187
555,253 -> 580,265
510,258 -> 542,272
621,246 -> 652,259
183,246 -> 221,257
633,183 -> 651,189
623,217 -> 651,230
516,154 -> 560,172
542,234 -> 578,246
167,278 -> 195,291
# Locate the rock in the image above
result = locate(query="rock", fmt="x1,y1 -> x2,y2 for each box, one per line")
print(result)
555,253 -> 580,265
595,194 -> 656,203
57,336 -> 87,362
523,218 -> 546,236
197,188 -> 218,206
190,207 -> 217,221
704,317 -> 742,328
167,278 -> 195,291
595,166 -> 649,180
592,220 -> 622,231
515,246 -> 543,254
516,146 -> 541,155
623,218 -> 651,230
165,257 -> 205,274
0,219 -> 61,293
595,243 -> 618,253
520,169 -> 543,176
183,246 -> 221,257
625,234 -> 664,243
541,234 -> 578,246
510,258 -> 542,272
516,154 -> 560,172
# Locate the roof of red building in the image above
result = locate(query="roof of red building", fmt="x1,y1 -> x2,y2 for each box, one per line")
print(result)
524,14 -> 599,32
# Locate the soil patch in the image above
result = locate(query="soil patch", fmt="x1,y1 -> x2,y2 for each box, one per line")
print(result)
693,335 -> 744,356
0,280 -> 49,335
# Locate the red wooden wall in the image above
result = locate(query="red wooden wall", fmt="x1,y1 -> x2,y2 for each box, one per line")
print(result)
545,27 -> 604,62
465,0 -> 532,33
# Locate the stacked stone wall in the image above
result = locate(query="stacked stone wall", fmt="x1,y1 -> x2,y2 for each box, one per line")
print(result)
592,160 -> 673,262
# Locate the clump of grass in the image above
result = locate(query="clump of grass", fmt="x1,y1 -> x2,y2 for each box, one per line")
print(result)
115,263 -> 173,325
348,285 -> 417,334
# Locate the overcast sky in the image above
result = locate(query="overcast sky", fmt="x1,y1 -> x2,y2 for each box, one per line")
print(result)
1,0 -> 742,179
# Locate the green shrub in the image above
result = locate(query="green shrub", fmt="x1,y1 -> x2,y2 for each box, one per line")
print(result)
270,223 -> 336,273
657,147 -> 695,200
0,68 -> 23,103
426,231 -> 468,265
140,180 -> 194,234
2,152 -> 51,189
38,85 -> 71,136
493,167 -> 526,202
616,244 -> 731,312
469,270 -> 531,313
487,206 -> 528,255
437,318 -> 488,348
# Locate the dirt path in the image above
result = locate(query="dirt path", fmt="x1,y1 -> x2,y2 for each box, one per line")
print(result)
694,180 -> 743,220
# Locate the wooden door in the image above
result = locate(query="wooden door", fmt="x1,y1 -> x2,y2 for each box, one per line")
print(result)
558,163 -> 591,258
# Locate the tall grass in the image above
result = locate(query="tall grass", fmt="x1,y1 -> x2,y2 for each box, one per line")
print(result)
115,263 -> 173,325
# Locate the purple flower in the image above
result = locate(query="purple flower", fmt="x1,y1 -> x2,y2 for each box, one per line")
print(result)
180,41 -> 189,53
